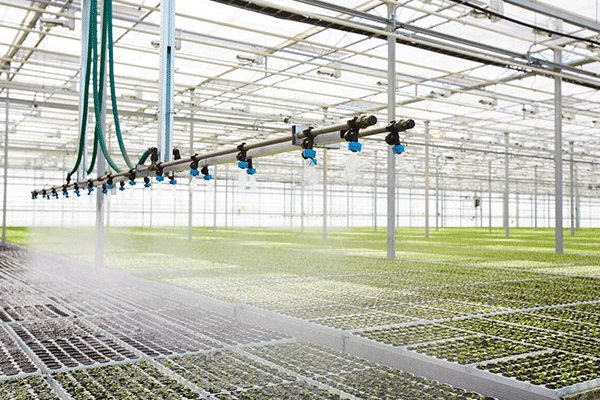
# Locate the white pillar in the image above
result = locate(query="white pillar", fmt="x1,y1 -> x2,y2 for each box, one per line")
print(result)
157,0 -> 175,163
554,48 -> 564,253
504,132 -> 509,237
386,3 -> 396,259
323,148 -> 328,239
424,121 -> 430,238
1,90 -> 8,245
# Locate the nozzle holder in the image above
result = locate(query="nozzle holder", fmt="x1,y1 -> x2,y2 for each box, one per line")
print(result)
119,181 -> 126,191
144,177 -> 152,188
107,175 -> 114,190
128,170 -> 137,185
169,174 -> 177,185
201,166 -> 212,180
236,143 -> 248,166
102,184 -> 109,194
74,183 -> 81,197
348,142 -> 362,153
245,158 -> 256,175
190,156 -> 200,176
150,147 -> 159,163
173,148 -> 181,160
302,149 -> 316,160
31,191 -> 38,200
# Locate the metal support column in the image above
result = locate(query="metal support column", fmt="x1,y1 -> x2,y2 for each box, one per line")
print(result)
301,173 -> 305,232
534,166 -> 538,231
424,121 -> 430,238
435,157 -> 439,232
346,183 -> 350,228
576,169 -> 580,229
157,0 -> 175,163
95,43 -> 107,271
323,148 -> 328,239
569,141 -> 575,236
515,190 -> 519,228
554,48 -> 564,253
225,166 -> 229,228
386,4 -> 396,259
187,117 -> 194,241
213,165 -> 217,233
77,0 -> 90,181
1,90 -> 8,245
488,161 -> 492,232
504,133 -> 510,238
373,151 -> 377,232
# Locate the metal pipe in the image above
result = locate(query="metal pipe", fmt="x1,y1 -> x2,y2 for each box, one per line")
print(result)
435,157 -> 439,232
157,0 -> 175,163
424,121 -> 429,238
323,148 -> 328,239
95,37 -> 107,271
387,3 -> 396,259
554,48 -> 564,254
488,161 -> 492,232
570,141 -> 575,236
187,116 -> 193,241
504,132 -> 509,238
1,89 -> 8,245
213,165 -> 217,233
373,151 -> 377,232
34,115 -> 394,195
534,165 -> 538,231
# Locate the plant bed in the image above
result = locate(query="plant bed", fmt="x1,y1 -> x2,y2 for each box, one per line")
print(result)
0,375 -> 59,400
356,323 -> 467,346
407,336 -> 539,365
311,311 -> 414,330
54,360 -> 199,399
480,350 -> 599,389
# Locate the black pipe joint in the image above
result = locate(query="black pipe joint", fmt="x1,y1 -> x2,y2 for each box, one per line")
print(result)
236,143 -> 247,162
341,116 -> 360,143
173,148 -> 181,160
150,147 -> 159,163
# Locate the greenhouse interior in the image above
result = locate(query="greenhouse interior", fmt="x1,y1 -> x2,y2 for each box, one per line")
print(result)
1,0 -> 600,399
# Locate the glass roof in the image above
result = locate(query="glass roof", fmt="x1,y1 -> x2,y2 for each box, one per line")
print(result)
1,0 -> 600,192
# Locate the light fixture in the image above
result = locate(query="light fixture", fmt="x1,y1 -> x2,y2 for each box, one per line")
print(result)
236,54 -> 264,65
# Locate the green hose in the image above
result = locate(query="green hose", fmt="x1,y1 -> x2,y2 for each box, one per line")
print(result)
66,0 -> 95,178
87,0 -> 121,175
68,0 -> 147,179
107,0 -> 133,170
137,148 -> 151,165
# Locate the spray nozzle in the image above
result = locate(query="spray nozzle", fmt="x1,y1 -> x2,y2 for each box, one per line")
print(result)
102,184 -> 109,194
74,183 -> 80,197
144,177 -> 151,188
128,170 -> 137,186
119,181 -> 126,191
341,116 -> 362,152
190,156 -> 200,176
106,176 -> 114,190
169,174 -> 177,185
87,180 -> 94,195
62,185 -> 69,198
173,148 -> 181,160
31,191 -> 38,200
201,166 -> 212,181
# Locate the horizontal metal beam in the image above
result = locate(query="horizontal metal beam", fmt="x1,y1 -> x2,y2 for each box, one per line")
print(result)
504,0 -> 600,33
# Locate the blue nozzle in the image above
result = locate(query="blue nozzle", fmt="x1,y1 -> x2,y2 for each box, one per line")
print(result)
169,179 -> 177,185
144,183 -> 151,188
32,195 -> 38,200
107,184 -> 114,190
203,174 -> 213,181
392,144 -> 405,155
247,168 -> 256,175
87,187 -> 94,195
348,142 -> 362,153
74,189 -> 81,197
128,180 -> 136,186
190,169 -> 200,177
102,189 -> 108,195
302,149 -> 316,159
118,187 -> 125,192
63,192 -> 69,198
156,175 -> 164,182
238,161 -> 249,169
